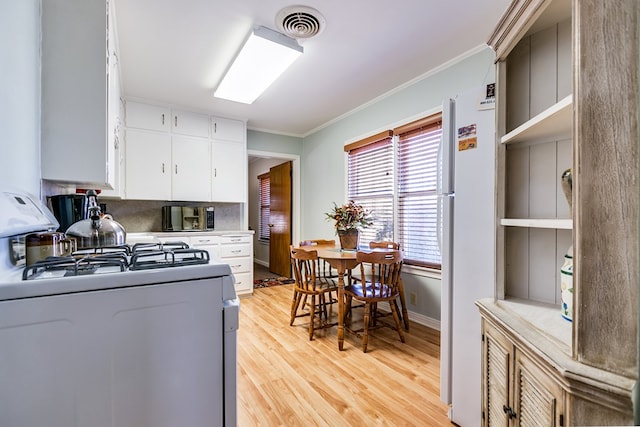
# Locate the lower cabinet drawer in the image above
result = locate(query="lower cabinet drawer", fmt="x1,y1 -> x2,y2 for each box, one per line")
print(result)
220,244 -> 251,258
232,272 -> 253,294
225,257 -> 251,274
220,235 -> 251,245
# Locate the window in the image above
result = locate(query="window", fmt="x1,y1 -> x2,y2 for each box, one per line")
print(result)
395,116 -> 442,268
345,131 -> 394,245
345,113 -> 443,268
258,172 -> 270,241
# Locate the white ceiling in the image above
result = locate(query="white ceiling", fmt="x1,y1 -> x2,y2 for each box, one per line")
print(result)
114,0 -> 511,137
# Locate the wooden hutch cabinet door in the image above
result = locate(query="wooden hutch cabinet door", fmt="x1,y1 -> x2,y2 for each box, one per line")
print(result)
513,351 -> 564,426
482,321 -> 512,427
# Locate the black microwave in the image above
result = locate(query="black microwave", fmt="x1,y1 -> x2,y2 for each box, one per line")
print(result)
162,206 -> 214,231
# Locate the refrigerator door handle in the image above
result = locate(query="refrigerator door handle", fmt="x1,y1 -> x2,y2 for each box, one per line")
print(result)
439,98 -> 456,195
437,195 -> 442,253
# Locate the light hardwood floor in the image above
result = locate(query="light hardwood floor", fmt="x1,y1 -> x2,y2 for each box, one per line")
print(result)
237,283 -> 452,426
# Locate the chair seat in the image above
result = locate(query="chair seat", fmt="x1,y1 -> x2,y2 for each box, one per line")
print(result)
344,282 -> 398,300
297,281 -> 338,295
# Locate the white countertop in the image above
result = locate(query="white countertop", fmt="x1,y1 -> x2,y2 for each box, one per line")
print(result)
126,230 -> 254,244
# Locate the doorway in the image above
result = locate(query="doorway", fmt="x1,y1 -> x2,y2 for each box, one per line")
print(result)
247,150 -> 300,276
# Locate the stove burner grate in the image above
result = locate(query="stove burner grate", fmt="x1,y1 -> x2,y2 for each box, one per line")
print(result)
129,248 -> 210,271
22,255 -> 128,280
20,241 -> 209,280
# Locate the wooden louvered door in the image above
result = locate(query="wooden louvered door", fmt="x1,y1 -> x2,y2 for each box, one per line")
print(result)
483,319 -> 511,427
513,352 -> 564,427
482,318 -> 565,427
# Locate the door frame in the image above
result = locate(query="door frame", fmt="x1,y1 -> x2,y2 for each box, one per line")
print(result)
248,150 -> 300,267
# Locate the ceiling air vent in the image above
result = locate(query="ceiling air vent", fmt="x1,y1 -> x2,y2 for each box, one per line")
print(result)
276,6 -> 325,39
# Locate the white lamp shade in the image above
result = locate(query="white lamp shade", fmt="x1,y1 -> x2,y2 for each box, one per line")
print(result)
214,26 -> 303,104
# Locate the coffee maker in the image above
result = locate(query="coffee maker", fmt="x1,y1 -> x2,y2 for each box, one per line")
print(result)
48,194 -> 89,233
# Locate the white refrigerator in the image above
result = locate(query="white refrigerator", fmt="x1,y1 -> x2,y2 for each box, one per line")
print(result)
439,86 -> 496,427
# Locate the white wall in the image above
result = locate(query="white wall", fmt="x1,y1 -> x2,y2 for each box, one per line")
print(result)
0,0 -> 42,196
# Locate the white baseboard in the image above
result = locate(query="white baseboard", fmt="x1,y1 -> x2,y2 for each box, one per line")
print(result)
407,311 -> 440,331
254,259 -> 268,267
377,307 -> 440,331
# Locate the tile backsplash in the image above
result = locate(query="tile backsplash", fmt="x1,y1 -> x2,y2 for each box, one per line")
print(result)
100,199 -> 243,233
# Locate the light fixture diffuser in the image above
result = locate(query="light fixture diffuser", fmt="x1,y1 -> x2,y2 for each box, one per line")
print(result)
214,26 -> 303,104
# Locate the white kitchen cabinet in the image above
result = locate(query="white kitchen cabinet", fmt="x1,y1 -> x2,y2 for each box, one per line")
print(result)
100,24 -> 124,199
212,116 -> 245,142
122,102 -> 246,203
171,136 -> 211,201
125,129 -> 172,200
212,141 -> 247,203
172,110 -> 209,138
125,131 -> 211,202
211,116 -> 246,202
41,0 -> 117,189
125,101 -> 171,132
219,235 -> 253,295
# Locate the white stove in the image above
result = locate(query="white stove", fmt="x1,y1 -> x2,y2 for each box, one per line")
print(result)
0,189 -> 238,427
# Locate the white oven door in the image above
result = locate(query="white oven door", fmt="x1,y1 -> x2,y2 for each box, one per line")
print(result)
0,277 -> 226,427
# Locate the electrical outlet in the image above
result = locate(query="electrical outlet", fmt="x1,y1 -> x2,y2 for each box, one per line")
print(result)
409,292 -> 417,305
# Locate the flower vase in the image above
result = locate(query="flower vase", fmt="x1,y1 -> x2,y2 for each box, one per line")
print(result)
338,229 -> 359,251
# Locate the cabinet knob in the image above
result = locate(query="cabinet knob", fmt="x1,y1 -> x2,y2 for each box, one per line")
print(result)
161,113 -> 165,125
502,405 -> 516,419
174,115 -> 178,127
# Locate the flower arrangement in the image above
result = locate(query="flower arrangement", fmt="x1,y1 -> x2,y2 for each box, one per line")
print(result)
325,200 -> 373,232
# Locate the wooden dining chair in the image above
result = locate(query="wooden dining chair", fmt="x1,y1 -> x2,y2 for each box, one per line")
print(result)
299,239 -> 338,282
299,239 -> 340,306
290,246 -> 338,340
343,250 -> 405,352
368,241 -> 409,331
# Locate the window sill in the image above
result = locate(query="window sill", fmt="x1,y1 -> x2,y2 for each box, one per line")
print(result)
402,264 -> 441,280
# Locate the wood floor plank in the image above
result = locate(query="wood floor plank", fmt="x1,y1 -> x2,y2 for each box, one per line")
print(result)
237,284 -> 452,426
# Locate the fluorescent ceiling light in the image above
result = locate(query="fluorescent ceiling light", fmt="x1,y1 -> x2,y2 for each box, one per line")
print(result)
214,26 -> 303,104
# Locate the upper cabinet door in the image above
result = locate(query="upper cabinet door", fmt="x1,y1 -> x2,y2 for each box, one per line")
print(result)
211,116 -> 245,143
171,136 -> 211,202
41,0 -> 112,188
125,101 -> 171,132
125,129 -> 172,200
171,110 -> 210,138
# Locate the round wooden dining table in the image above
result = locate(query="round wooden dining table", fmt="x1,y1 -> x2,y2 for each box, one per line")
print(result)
310,245 -> 359,350
295,243 -> 408,350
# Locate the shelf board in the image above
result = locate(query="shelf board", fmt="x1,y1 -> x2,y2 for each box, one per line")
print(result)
500,218 -> 573,229
501,95 -> 573,144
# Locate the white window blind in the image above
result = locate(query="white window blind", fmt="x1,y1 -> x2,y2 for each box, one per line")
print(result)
346,132 -> 394,246
396,120 -> 442,268
258,173 -> 270,241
